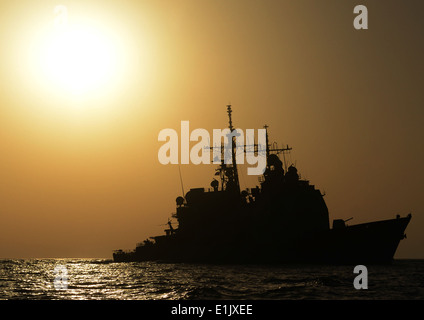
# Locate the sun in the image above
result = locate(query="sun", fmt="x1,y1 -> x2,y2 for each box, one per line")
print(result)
32,6 -> 124,99
41,25 -> 118,96
10,3 -> 144,120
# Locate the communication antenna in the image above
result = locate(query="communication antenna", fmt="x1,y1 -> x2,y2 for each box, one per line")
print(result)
178,164 -> 185,196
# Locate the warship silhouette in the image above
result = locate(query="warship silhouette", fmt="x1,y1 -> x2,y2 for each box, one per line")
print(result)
113,105 -> 411,264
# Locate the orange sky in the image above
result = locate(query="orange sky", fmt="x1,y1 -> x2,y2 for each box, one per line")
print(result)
0,0 -> 423,259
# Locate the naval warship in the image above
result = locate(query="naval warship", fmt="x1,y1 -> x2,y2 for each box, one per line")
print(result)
113,105 -> 411,264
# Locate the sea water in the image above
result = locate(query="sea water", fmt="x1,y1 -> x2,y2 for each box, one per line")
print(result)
0,259 -> 423,300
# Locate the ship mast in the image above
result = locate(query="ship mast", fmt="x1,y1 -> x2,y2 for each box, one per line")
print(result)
211,106 -> 293,193
226,105 -> 241,194
264,125 -> 293,172
264,124 -> 270,159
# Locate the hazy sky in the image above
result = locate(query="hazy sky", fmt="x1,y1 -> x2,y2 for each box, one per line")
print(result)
0,0 -> 423,259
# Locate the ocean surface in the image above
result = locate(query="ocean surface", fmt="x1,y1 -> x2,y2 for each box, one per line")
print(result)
0,259 -> 423,300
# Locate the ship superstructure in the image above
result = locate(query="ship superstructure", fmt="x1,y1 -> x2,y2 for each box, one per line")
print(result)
113,106 -> 411,264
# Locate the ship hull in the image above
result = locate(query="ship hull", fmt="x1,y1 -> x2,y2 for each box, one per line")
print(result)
314,215 -> 411,264
113,215 -> 411,265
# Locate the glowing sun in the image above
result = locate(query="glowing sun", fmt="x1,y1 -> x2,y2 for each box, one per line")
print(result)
35,6 -> 123,98
41,26 -> 117,95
